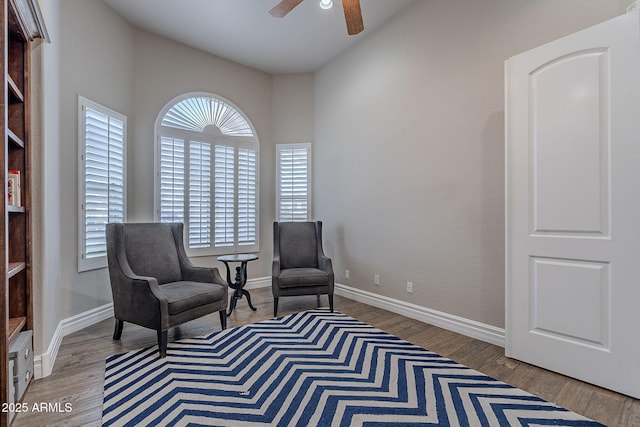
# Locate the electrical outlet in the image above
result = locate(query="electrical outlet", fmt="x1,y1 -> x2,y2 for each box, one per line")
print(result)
374,274 -> 380,285
345,269 -> 350,279
406,281 -> 413,293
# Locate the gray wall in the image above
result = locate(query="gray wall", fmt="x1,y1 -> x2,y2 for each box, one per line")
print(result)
32,0 -> 60,359
128,29 -> 275,277
272,73 -> 315,219
32,0 -> 316,355
272,73 -> 315,146
314,0 -> 625,328
33,0 -> 135,355
31,0 -> 628,358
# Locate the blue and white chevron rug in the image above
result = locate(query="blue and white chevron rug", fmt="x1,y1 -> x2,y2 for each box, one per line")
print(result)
102,310 -> 604,426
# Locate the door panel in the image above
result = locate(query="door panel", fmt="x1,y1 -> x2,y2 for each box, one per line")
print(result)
530,257 -> 610,349
531,50 -> 609,236
506,11 -> 640,398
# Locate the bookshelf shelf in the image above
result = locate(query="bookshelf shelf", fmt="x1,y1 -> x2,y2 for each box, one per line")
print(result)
7,262 -> 26,279
7,317 -> 26,344
6,73 -> 24,103
7,205 -> 25,213
7,128 -> 25,148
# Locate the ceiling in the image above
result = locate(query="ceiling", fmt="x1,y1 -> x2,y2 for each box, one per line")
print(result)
103,0 -> 413,74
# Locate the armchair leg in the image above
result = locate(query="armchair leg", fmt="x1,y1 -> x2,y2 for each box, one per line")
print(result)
219,309 -> 227,329
113,319 -> 124,340
273,297 -> 279,317
158,329 -> 168,358
329,294 -> 334,312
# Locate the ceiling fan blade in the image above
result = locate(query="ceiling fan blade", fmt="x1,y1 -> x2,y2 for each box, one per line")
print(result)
342,0 -> 364,35
269,0 -> 305,18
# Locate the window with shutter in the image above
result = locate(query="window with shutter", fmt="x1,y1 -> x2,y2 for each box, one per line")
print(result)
78,97 -> 127,272
155,93 -> 259,255
277,143 -> 311,222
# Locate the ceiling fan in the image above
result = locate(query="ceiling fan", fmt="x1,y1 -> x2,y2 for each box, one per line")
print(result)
269,0 -> 364,35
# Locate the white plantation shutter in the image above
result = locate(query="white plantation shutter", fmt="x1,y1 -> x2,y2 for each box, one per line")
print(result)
161,96 -> 253,136
214,145 -> 235,248
277,143 -> 311,222
159,137 -> 185,223
156,93 -> 259,255
79,97 -> 127,272
189,142 -> 212,248
238,148 -> 257,245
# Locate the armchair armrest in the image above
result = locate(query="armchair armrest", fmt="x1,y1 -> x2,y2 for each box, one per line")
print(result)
318,254 -> 333,274
170,222 -> 226,286
109,246 -> 170,329
182,265 -> 226,285
272,255 -> 281,278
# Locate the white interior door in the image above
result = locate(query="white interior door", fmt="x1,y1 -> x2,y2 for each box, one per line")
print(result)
505,11 -> 640,398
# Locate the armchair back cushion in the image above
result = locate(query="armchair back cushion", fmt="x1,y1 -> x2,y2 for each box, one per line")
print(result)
123,223 -> 181,285
279,222 -> 318,269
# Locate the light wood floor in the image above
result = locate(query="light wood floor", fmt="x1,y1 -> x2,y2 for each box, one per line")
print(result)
14,287 -> 640,426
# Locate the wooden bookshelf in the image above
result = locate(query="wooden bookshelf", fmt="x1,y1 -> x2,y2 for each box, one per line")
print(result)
1,0 -> 47,425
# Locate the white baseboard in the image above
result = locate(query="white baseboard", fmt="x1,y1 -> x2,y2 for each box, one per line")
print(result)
334,283 -> 505,347
232,278 -> 505,346
33,280 -> 273,379
33,279 -> 504,378
34,303 -> 114,379
245,276 -> 271,290
242,278 -> 505,346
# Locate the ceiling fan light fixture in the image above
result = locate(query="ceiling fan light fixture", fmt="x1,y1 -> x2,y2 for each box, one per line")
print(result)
270,0 -> 363,35
319,0 -> 333,10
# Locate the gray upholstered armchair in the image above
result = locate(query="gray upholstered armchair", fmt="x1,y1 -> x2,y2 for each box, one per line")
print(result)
106,222 -> 228,358
272,221 -> 334,317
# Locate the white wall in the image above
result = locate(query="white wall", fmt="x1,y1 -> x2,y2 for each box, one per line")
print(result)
33,2 -> 277,340
128,35 -> 318,280
33,1 -> 313,359
272,73 -> 314,146
314,0 -> 625,328
272,73 -> 315,226
31,0 -> 134,355
32,0 -> 628,358
33,0 -> 61,358
128,29 -> 275,277
57,0 -> 135,318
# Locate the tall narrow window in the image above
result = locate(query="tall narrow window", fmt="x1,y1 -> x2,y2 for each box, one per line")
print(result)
79,96 -> 127,272
277,143 -> 311,222
156,93 -> 259,255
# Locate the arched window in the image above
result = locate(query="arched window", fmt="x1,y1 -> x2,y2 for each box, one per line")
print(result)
155,93 -> 259,255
